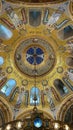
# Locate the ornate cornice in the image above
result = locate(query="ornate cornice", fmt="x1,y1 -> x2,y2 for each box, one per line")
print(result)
6,0 -> 68,4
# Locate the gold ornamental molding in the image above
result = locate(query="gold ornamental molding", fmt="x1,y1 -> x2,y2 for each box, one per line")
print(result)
6,0 -> 68,4
16,109 -> 53,120
69,1 -> 73,17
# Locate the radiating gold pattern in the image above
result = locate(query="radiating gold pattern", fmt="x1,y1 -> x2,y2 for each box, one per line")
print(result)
0,0 -> 73,126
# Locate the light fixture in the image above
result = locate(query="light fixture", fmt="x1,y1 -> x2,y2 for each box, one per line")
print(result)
0,118 -> 72,130
53,122 -> 60,129
33,118 -> 42,128
63,124 -> 70,130
5,124 -> 11,130
16,121 -> 22,129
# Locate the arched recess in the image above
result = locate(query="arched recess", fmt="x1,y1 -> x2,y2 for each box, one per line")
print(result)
57,94 -> 73,122
0,96 -> 13,126
30,87 -> 40,105
16,109 -> 53,120
54,79 -> 69,96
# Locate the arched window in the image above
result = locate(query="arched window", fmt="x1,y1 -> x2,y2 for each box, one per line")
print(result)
30,87 -> 40,105
0,56 -> 4,66
58,25 -> 73,40
54,79 -> 69,96
29,10 -> 41,27
0,24 -> 13,40
1,79 -> 16,96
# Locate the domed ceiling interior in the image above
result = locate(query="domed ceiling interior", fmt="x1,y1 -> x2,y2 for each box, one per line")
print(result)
0,0 -> 73,127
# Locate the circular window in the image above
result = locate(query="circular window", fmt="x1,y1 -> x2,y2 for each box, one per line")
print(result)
34,118 -> 42,128
26,47 -> 44,65
0,56 -> 4,65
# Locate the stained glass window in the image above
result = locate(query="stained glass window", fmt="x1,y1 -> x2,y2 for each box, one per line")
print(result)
29,10 -> 41,27
30,87 -> 40,105
1,79 -> 16,96
0,57 -> 4,65
0,24 -> 13,40
54,79 -> 69,96
58,25 -> 73,40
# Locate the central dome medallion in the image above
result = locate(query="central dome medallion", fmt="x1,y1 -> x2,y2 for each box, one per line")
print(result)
15,38 -> 55,77
26,47 -> 44,65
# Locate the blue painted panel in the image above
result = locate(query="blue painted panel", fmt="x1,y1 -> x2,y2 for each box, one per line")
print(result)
27,56 -> 34,64
36,48 -> 43,55
27,48 -> 34,55
36,56 -> 43,64
26,47 -> 44,65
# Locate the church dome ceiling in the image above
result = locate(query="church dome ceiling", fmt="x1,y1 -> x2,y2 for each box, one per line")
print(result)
0,0 -> 73,127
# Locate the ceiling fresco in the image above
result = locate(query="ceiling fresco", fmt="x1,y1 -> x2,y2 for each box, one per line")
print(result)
0,0 -> 73,127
